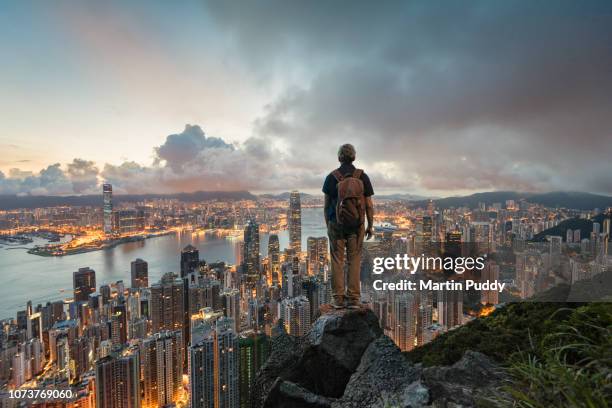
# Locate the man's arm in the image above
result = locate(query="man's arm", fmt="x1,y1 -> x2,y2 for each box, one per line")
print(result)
365,196 -> 374,240
324,194 -> 331,226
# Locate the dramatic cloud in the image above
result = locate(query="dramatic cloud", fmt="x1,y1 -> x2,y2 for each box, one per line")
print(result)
1,1 -> 611,196
206,0 -> 612,194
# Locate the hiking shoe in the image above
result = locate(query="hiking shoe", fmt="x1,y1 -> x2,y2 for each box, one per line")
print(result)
346,302 -> 361,309
331,299 -> 345,309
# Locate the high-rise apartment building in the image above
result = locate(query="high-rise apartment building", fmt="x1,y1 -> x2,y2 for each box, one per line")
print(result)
73,267 -> 96,303
437,289 -> 463,330
95,348 -> 141,408
189,317 -> 239,408
130,258 -> 148,288
181,245 -> 200,278
307,236 -> 328,276
267,234 -> 280,285
238,332 -> 270,408
141,330 -> 184,407
150,273 -> 185,333
282,296 -> 310,336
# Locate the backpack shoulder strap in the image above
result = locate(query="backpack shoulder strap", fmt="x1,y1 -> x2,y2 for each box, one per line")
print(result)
332,170 -> 344,182
353,169 -> 363,179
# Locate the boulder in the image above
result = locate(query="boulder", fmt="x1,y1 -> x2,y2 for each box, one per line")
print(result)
254,307 -> 506,408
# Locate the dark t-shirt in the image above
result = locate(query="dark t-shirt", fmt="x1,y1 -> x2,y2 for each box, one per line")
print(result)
322,163 -> 374,222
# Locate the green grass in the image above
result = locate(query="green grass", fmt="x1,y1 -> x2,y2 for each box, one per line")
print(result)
405,302 -> 612,407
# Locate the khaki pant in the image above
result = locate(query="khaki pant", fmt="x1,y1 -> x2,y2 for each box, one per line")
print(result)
328,221 -> 365,303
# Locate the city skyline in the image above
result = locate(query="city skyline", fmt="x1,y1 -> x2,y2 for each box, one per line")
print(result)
1,1 -> 612,197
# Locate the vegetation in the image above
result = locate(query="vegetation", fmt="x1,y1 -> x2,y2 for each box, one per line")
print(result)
405,301 -> 612,407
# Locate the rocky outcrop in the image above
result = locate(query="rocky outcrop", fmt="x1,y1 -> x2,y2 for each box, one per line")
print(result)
254,306 -> 506,408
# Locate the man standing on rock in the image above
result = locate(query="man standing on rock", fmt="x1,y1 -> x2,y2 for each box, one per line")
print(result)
323,144 -> 374,309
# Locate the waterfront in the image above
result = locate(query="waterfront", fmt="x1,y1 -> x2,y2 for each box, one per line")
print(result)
0,208 -> 326,319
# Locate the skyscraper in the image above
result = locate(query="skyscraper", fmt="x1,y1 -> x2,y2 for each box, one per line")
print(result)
267,234 -> 280,285
181,245 -> 200,278
288,191 -> 302,252
481,262 -> 500,305
189,316 -> 239,408
393,293 -> 416,351
282,296 -> 311,336
150,273 -> 185,333
239,332 -> 270,408
73,267 -> 96,303
130,258 -> 148,288
95,348 -> 141,408
141,330 -> 184,408
243,220 -> 260,284
306,236 -> 328,276
437,289 -> 463,330
103,183 -> 113,235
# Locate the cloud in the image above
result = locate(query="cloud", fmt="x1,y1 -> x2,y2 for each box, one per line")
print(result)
205,0 -> 612,194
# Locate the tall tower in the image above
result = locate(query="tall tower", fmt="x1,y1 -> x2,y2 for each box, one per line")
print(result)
73,267 -> 96,303
95,349 -> 141,408
189,316 -> 239,408
141,330 -> 184,407
288,191 -> 302,252
130,258 -> 148,288
103,183 -> 113,235
268,234 -> 280,285
243,220 -> 260,284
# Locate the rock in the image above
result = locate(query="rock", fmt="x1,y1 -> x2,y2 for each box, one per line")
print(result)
293,306 -> 383,397
255,308 -> 506,408
333,336 -> 427,408
264,378 -> 335,408
423,351 -> 507,407
251,325 -> 304,408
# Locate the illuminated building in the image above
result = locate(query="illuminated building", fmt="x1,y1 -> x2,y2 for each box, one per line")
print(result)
103,183 -> 113,235
113,209 -> 145,235
267,234 -> 280,285
281,296 -> 310,336
437,289 -> 463,330
393,293 -> 416,351
130,258 -> 148,288
142,330 -> 184,408
95,348 -> 141,408
481,262 -> 500,305
222,289 -> 241,334
307,236 -> 328,276
181,244 -> 200,278
242,220 -> 260,284
150,273 -> 185,333
288,191 -> 302,252
238,332 -> 269,408
189,316 -> 239,408
73,267 -> 96,303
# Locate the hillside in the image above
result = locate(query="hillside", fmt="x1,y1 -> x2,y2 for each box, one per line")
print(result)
532,213 -> 610,242
0,190 -> 256,210
412,191 -> 612,210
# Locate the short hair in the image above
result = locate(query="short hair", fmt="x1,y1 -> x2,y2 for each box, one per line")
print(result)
338,144 -> 356,163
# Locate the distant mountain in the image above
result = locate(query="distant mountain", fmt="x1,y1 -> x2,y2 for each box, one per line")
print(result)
413,191 -> 612,210
0,191 -> 257,210
532,213 -> 609,242
376,193 -> 432,201
258,192 -> 313,200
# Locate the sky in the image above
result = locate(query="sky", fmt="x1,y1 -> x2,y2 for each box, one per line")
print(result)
1,0 -> 611,196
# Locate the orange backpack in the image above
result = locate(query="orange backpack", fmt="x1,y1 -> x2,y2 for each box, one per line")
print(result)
333,169 -> 365,228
